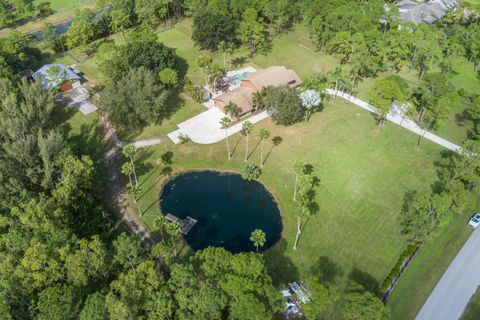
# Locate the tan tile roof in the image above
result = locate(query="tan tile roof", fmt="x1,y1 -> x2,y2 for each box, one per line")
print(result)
213,87 -> 254,114
241,66 -> 302,91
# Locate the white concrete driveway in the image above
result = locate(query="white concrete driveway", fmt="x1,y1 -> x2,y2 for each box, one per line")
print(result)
168,108 -> 270,144
416,227 -> 480,320
325,89 -> 462,153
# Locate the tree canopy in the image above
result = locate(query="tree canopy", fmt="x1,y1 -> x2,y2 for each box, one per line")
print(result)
100,66 -> 171,130
192,10 -> 237,51
262,85 -> 305,126
98,30 -> 178,81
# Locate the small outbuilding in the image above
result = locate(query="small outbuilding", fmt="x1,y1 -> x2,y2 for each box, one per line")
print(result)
33,64 -> 81,92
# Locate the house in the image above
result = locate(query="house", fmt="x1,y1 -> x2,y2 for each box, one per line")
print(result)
213,87 -> 254,117
33,64 -> 81,92
240,66 -> 302,92
213,66 -> 301,118
397,0 -> 458,24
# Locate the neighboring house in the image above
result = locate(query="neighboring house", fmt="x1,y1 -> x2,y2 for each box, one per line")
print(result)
33,64 -> 81,92
397,0 -> 459,24
213,66 -> 302,118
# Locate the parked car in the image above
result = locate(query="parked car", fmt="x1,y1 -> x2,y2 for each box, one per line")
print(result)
468,213 -> 480,228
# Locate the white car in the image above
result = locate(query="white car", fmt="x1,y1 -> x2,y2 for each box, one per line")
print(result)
468,213 -> 480,228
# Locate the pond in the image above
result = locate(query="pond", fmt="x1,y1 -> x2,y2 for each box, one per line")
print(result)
160,171 -> 282,253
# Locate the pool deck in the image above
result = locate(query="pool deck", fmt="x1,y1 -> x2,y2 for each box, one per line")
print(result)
165,213 -> 198,235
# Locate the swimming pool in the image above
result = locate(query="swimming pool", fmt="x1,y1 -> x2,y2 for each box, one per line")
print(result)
231,72 -> 252,84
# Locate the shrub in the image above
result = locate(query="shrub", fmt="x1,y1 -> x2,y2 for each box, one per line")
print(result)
263,86 -> 305,126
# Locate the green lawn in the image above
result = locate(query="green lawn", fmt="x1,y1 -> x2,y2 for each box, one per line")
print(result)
0,1 -> 96,37
132,99 -> 445,296
387,215 -> 473,320
40,19 -> 478,144
462,286 -> 480,320
156,21 -> 478,145
45,19 -> 480,318
34,0 -> 95,12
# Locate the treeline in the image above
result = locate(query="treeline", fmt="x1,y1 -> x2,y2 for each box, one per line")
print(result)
53,0 -> 480,87
0,77 -> 283,319
187,0 -> 480,83
0,30 -> 40,77
304,0 -> 480,84
400,139 -> 480,245
0,0 -> 53,28
53,0 -> 185,51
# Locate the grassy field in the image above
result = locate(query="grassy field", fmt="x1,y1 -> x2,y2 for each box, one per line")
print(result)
462,287 -> 480,320
145,20 -> 479,143
132,99 -> 446,297
34,0 -> 95,12
40,20 -> 479,318
0,1 -> 96,37
387,215 -> 474,319
39,18 -> 478,144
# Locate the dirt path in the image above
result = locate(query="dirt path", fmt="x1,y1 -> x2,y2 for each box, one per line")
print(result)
100,116 -> 158,246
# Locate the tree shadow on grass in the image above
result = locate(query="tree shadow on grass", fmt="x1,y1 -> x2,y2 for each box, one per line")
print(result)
139,166 -> 172,201
247,139 -> 262,160
348,267 -> 379,294
432,149 -> 458,192
264,238 -> 300,287
139,165 -> 161,188
232,56 -> 247,68
230,135 -> 243,157
263,136 -> 283,164
455,109 -> 471,127
310,256 -> 343,284
134,148 -> 155,178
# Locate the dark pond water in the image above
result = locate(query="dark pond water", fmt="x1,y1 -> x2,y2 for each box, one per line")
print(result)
160,171 -> 283,253
33,20 -> 73,40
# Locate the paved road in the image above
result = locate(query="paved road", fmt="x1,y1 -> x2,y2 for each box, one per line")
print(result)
416,227 -> 480,320
324,89 -> 462,153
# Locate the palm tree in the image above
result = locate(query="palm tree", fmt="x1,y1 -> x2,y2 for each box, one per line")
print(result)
258,128 -> 270,167
122,144 -> 138,186
218,41 -> 228,69
130,184 -> 143,216
328,67 -> 344,98
220,117 -> 232,159
293,204 -> 310,251
242,164 -> 261,181
121,162 -> 134,187
292,160 -> 305,201
250,229 -> 266,253
252,88 -> 267,110
207,63 -> 224,91
226,43 -> 236,71
197,55 -> 213,86
166,223 -> 180,256
154,216 -> 167,240
293,174 -> 314,250
224,102 -> 239,121
242,121 -> 253,162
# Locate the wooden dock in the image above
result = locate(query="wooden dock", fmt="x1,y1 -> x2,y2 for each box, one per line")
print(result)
165,214 -> 198,235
